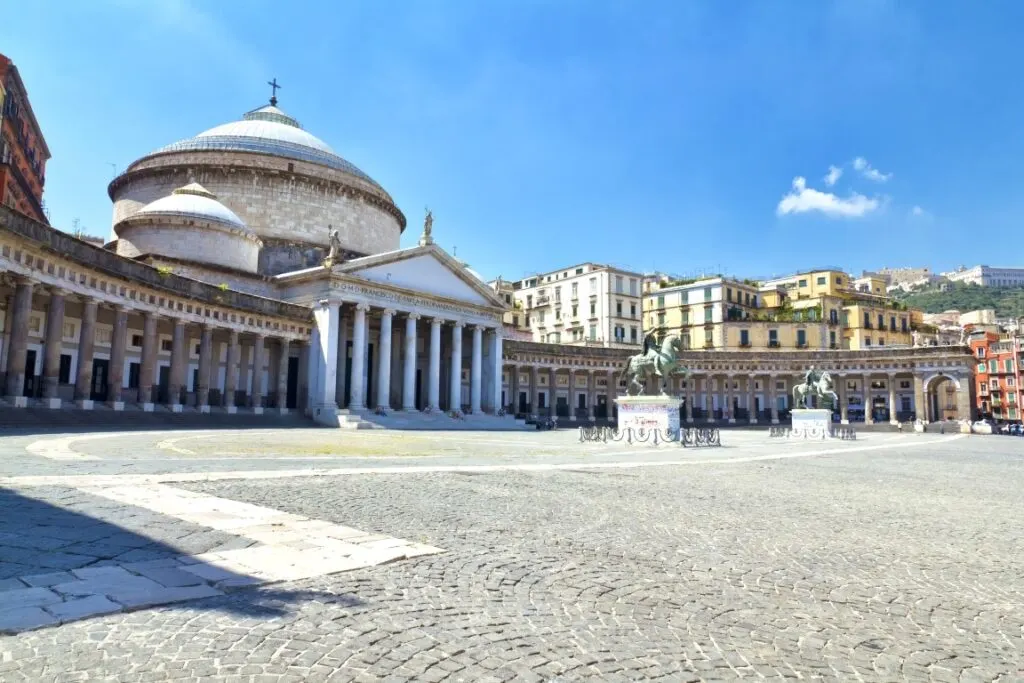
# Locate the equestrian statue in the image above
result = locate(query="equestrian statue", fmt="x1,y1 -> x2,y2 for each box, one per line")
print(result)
792,366 -> 839,409
619,332 -> 689,396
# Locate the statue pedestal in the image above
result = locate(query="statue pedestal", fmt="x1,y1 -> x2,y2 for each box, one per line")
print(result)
790,408 -> 832,440
615,395 -> 682,438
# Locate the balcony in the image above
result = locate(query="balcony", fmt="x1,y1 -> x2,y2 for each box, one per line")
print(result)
703,343 -> 715,349
536,295 -> 551,306
739,342 -> 751,348
768,340 -> 780,348
863,322 -> 874,330
797,342 -> 809,349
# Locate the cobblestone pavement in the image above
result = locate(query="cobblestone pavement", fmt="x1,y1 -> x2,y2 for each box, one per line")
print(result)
2,430 -> 1023,681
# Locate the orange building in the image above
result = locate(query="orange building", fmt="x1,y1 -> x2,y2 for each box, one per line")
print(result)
969,329 -> 1022,422
0,53 -> 50,223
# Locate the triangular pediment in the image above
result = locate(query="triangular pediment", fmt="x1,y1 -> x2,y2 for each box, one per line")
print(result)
338,245 -> 504,308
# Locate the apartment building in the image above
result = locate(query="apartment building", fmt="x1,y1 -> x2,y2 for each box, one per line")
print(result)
501,263 -> 644,347
970,331 -> 1021,421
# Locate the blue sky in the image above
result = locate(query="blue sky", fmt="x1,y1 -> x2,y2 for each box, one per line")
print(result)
3,1 -> 1023,282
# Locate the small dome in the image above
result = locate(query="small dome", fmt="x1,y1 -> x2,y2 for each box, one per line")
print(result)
152,103 -> 383,189
134,182 -> 248,230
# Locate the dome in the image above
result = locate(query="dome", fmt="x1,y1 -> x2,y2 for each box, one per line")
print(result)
133,182 -> 249,230
152,104 -> 383,189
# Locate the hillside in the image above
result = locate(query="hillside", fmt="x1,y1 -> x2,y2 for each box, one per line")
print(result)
894,283 -> 1024,317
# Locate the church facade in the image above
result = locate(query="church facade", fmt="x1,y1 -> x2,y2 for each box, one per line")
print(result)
0,98 -> 978,427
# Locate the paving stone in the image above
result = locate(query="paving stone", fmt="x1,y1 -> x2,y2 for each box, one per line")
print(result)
0,578 -> 26,591
44,595 -> 122,622
0,606 -> 58,633
130,566 -> 206,588
99,583 -> 223,609
18,572 -> 75,588
0,587 -> 62,610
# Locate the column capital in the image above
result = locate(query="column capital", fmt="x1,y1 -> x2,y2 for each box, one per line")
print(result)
430,317 -> 443,327
473,324 -> 486,332
381,308 -> 396,317
452,321 -> 465,330
113,304 -> 132,313
355,302 -> 370,312
406,313 -> 421,321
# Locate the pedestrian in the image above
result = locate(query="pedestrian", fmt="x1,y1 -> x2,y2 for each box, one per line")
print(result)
897,421 -> 903,433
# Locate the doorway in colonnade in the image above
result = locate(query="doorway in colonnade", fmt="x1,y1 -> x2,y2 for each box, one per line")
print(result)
596,395 -> 608,419
286,356 -> 299,409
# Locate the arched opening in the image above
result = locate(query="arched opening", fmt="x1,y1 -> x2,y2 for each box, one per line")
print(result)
922,373 -> 964,422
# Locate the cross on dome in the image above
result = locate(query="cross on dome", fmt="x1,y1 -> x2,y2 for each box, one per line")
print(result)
267,77 -> 282,106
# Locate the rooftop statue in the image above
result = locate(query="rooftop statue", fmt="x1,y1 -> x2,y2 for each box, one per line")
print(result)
619,332 -> 689,396
419,208 -> 434,246
323,225 -> 342,267
792,366 -> 838,409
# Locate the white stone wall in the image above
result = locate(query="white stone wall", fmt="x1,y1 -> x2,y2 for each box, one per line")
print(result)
116,224 -> 259,274
110,155 -> 404,259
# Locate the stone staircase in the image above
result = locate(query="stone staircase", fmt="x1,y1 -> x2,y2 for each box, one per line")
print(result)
327,409 -> 531,431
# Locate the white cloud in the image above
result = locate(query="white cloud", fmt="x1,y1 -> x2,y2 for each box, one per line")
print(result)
776,177 -> 880,218
824,165 -> 843,187
853,157 -> 892,182
911,205 -> 924,216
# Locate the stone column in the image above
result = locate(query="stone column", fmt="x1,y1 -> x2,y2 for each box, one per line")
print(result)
277,338 -> 291,413
548,367 -> 557,419
41,288 -> 66,406
138,312 -> 159,409
3,279 -> 33,404
196,324 -> 213,411
510,363 -> 519,414
401,314 -> 418,411
376,309 -> 394,411
250,334 -> 266,412
427,317 -> 441,412
489,328 -> 503,414
862,373 -> 874,424
449,322 -> 464,413
224,329 -> 240,412
296,340 -> 309,413
688,374 -> 696,421
888,373 -> 898,424
726,375 -> 736,423
838,374 -> 849,424
166,318 -> 186,409
606,368 -> 616,421
567,367 -> 577,420
73,298 -> 98,408
348,303 -> 368,410
955,375 -> 973,421
311,302 -> 340,414
532,366 -> 541,417
107,306 -> 128,409
770,374 -> 780,424
747,376 -> 757,424
913,374 -> 926,422
470,325 -> 483,414
587,370 -> 595,420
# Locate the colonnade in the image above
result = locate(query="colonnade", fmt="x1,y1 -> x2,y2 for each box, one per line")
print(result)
2,277 -> 304,411
310,301 -> 503,415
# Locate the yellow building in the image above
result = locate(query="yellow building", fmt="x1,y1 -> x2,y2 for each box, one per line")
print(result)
646,267 -> 920,352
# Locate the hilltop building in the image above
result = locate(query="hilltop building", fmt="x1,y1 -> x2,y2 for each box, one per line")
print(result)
943,265 -> 1024,288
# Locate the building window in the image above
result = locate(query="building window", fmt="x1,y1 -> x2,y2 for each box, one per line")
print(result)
739,329 -> 749,346
131,334 -> 143,347
901,318 -> 908,332
865,338 -> 872,346
889,316 -> 896,331
877,314 -> 884,330
798,279 -> 808,287
752,295 -> 757,307
128,362 -> 140,389
990,360 -> 998,373
704,306 -> 713,323
615,276 -> 624,294
829,330 -> 836,348
978,363 -> 987,374
726,288 -> 733,302
704,287 -> 712,301
571,305 -> 578,318
681,310 -> 689,325
704,328 -> 713,346
615,326 -> 624,341
768,330 -> 778,347
589,302 -> 596,316
571,283 -> 577,299
657,312 -> 666,326
589,277 -> 597,293
630,303 -> 636,318
512,315 -> 519,327
161,339 -> 172,352
538,310 -> 545,323
630,327 -> 638,342
1006,360 -> 1015,373
555,308 -> 561,320
816,276 -> 826,285
745,292 -> 751,306
878,338 -> 885,346
616,301 -> 622,316
575,267 -> 583,275
796,329 -> 807,347
1008,376 -> 1016,387
681,333 -> 690,349
629,279 -> 638,296
977,348 -> 986,358
657,295 -> 665,308
555,287 -> 561,302
588,324 -> 597,340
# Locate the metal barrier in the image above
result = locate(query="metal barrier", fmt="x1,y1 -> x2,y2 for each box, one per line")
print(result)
768,426 -> 856,440
579,426 -> 721,447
